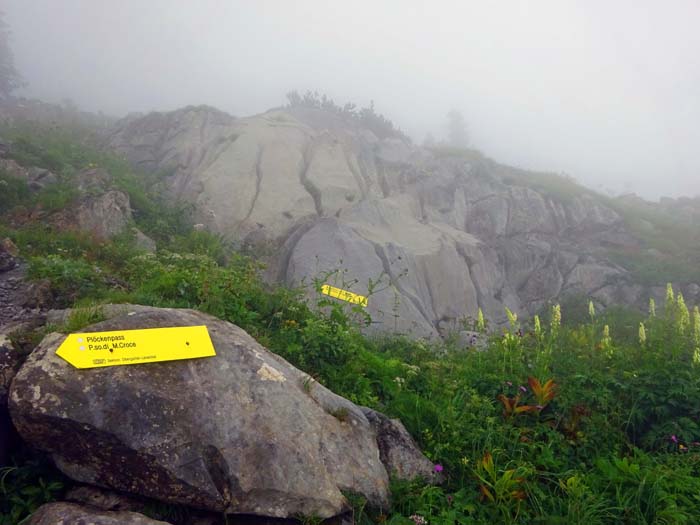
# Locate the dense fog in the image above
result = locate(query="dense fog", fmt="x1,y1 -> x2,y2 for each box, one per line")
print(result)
4,0 -> 699,200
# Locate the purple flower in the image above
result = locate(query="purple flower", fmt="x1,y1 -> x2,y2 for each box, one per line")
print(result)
506,381 -> 513,387
671,435 -> 678,443
536,405 -> 544,410
519,385 -> 527,393
446,495 -> 454,505
434,464 -> 444,473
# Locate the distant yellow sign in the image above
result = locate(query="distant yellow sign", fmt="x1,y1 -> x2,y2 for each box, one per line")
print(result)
55,326 -> 216,369
321,284 -> 368,307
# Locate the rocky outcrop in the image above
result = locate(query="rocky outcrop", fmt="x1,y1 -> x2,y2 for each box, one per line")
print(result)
48,167 -> 133,239
107,105 -> 679,335
0,157 -> 59,191
10,305 -> 434,519
26,502 -> 171,525
4,165 -> 134,241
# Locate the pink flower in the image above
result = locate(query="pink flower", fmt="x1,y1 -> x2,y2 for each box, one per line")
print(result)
506,381 -> 513,386
671,435 -> 678,443
434,463 -> 444,473
519,385 -> 527,393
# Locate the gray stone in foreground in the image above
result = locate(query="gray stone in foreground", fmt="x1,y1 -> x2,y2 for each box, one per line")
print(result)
10,305 -> 435,519
26,502 -> 172,525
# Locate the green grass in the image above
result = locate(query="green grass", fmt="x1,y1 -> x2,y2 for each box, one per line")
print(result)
603,196 -> 700,285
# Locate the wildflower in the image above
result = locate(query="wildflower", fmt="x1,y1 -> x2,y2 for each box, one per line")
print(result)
505,381 -> 513,387
639,322 -> 646,346
551,304 -> 561,333
505,307 -> 518,328
460,456 -> 470,466
601,325 -> 612,354
677,292 -> 690,333
404,364 -> 420,376
502,332 -> 517,345
533,315 -> 542,336
393,377 -> 405,388
446,495 -> 454,505
679,444 -> 688,452
433,464 -> 444,473
666,283 -> 675,315
519,385 -> 527,393
536,405 -> 544,410
671,435 -> 678,443
409,515 -> 427,525
477,308 -> 485,332
649,298 -> 656,318
588,300 -> 595,319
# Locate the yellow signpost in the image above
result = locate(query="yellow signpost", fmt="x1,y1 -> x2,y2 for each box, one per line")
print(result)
321,284 -> 368,307
55,325 -> 216,369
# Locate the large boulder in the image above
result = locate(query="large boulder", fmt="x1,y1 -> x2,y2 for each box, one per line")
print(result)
26,502 -> 171,525
108,105 -> 674,331
9,306 -> 434,519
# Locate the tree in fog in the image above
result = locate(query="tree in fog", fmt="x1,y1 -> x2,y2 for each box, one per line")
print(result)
0,10 -> 23,100
446,109 -> 468,148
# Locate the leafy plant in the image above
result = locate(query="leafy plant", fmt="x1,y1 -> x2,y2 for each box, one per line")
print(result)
0,458 -> 65,524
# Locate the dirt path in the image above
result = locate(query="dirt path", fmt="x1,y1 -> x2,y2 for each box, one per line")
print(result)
0,261 -> 47,332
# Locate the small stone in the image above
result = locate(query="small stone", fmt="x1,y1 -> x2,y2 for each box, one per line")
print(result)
25,502 -> 172,525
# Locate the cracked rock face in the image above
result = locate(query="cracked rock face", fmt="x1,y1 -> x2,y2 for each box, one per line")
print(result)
9,306 -> 434,519
108,105 -> 673,335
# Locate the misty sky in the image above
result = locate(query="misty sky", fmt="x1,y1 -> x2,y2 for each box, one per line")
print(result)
4,1 -> 700,200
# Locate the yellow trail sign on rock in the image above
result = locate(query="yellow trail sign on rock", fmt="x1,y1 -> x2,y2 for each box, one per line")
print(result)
321,284 -> 368,307
55,325 -> 216,369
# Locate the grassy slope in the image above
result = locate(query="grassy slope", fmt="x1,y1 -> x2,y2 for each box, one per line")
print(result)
2,131 -> 700,524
